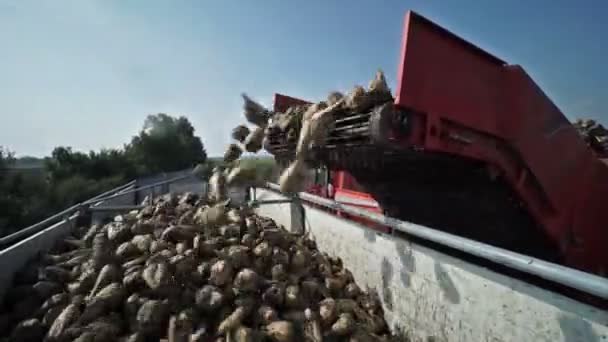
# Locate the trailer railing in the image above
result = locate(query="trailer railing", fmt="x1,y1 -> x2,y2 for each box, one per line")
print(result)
253,185 -> 608,340
2,173 -> 606,301
0,180 -> 136,249
0,171 -> 200,250
261,183 -> 608,301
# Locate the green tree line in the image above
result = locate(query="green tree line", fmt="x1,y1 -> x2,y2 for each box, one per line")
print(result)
0,113 -> 207,237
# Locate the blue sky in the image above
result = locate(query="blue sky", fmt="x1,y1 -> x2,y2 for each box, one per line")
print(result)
1,0 -> 606,157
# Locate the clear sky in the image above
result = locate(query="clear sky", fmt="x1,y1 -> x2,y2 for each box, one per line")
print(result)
1,0 -> 606,157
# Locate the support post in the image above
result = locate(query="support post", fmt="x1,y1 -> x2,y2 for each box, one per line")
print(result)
290,196 -> 306,235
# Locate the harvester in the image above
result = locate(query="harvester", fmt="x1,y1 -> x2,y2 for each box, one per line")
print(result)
263,10 -> 608,277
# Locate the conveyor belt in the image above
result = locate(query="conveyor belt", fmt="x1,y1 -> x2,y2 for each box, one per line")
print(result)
266,104 -> 562,263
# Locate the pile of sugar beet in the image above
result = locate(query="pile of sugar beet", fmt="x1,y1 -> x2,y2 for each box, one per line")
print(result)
218,69 -> 394,195
0,192 -> 395,342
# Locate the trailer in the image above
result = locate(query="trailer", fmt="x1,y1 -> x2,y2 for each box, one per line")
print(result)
0,174 -> 606,341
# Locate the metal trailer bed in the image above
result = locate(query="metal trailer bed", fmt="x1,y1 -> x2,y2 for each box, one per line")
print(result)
0,174 -> 606,341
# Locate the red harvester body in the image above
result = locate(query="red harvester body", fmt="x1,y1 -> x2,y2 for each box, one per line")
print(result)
269,11 -> 608,276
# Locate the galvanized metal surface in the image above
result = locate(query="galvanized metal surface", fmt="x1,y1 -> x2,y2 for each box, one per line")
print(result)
135,168 -> 205,201
0,180 -> 136,249
90,183 -> 138,226
0,174 -> 205,305
83,180 -> 137,206
89,173 -> 194,206
88,205 -> 145,212
248,199 -> 293,207
0,214 -> 79,304
255,188 -> 608,342
266,183 -> 608,300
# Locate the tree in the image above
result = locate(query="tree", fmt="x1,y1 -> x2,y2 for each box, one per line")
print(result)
127,113 -> 207,175
0,146 -> 15,173
14,156 -> 43,169
45,146 -> 90,182
43,146 -> 133,213
86,148 -> 137,180
45,146 -> 137,183
0,113 -> 209,234
0,147 -> 24,234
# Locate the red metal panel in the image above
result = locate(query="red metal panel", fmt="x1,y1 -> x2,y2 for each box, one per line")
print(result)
396,11 -> 506,138
334,188 -> 389,233
566,159 -> 608,276
272,92 -> 376,206
273,93 -> 310,113
395,10 -> 608,274
502,68 -> 593,212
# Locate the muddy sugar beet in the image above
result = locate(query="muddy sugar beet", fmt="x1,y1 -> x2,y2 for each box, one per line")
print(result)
0,192 -> 395,341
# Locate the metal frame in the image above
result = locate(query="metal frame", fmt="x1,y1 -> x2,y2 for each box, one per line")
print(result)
88,205 -> 145,212
0,172 -> 197,249
0,180 -> 136,248
6,170 -> 606,299
248,199 -> 293,207
84,173 -> 196,207
264,183 -> 608,300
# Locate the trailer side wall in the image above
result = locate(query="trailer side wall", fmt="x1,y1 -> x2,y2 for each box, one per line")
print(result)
254,188 -> 608,342
0,214 -> 79,304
